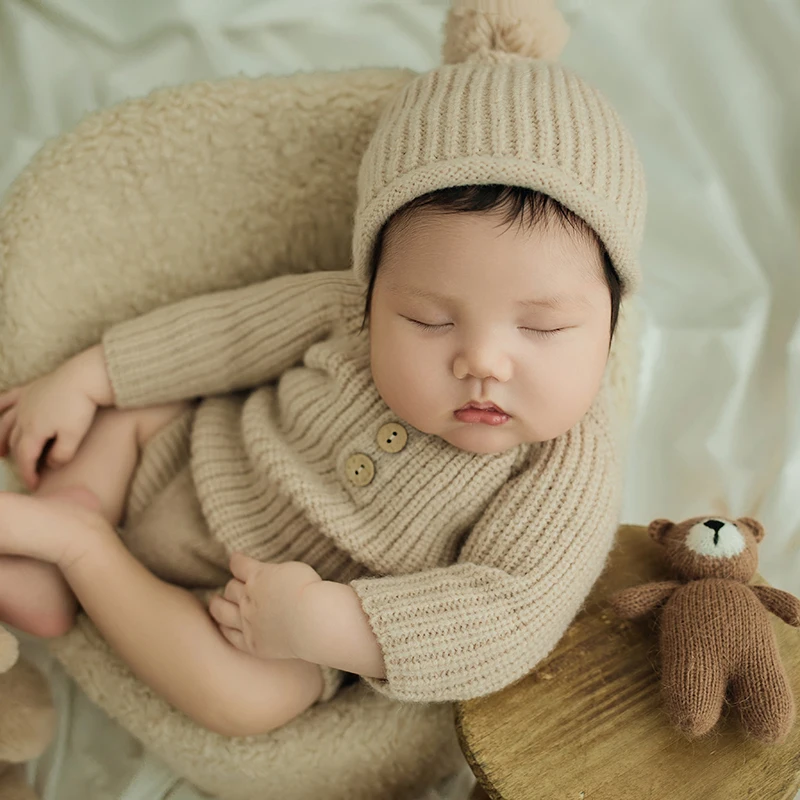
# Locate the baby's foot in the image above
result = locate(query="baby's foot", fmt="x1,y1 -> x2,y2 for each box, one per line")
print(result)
0,488 -> 114,637
0,487 -> 105,637
0,489 -> 112,568
0,556 -> 76,638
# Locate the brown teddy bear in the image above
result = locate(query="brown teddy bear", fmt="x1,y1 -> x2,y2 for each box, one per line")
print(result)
0,626 -> 56,799
611,516 -> 800,744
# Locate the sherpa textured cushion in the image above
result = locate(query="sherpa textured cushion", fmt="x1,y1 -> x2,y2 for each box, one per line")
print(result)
0,69 -> 638,799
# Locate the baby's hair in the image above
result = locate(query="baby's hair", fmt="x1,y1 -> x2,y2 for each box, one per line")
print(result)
361,185 -> 621,340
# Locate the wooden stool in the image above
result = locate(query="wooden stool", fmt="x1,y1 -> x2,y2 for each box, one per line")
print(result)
455,525 -> 800,800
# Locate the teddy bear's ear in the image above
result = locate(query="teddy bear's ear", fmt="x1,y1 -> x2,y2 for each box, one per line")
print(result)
648,518 -> 674,545
735,517 -> 765,543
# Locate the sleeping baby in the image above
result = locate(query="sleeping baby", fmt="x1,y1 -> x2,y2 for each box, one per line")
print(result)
0,0 -> 645,736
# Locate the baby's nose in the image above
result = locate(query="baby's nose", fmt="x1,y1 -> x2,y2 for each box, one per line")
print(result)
453,346 -> 512,383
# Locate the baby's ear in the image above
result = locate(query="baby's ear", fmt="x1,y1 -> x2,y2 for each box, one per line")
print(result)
648,518 -> 674,545
735,517 -> 765,543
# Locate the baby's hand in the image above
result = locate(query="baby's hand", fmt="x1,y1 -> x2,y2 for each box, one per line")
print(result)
0,346 -> 113,489
209,554 -> 322,662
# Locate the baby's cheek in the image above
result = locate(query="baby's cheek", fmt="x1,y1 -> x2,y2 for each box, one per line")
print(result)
370,358 -> 406,418
376,364 -> 430,423
530,350 -> 606,436
373,338 -> 438,410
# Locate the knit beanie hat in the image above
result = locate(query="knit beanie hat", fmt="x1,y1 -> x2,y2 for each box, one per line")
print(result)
352,0 -> 647,295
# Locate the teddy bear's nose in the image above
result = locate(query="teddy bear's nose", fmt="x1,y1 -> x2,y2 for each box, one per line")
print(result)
703,520 -> 725,534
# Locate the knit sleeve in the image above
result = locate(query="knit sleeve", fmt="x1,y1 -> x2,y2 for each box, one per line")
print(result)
349,392 -> 621,703
102,270 -> 362,407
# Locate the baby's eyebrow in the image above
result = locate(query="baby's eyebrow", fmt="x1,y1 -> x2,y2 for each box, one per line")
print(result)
389,282 -> 579,310
516,295 -> 574,310
386,283 -> 451,304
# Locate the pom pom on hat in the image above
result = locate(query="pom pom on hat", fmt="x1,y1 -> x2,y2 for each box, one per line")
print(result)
443,0 -> 570,64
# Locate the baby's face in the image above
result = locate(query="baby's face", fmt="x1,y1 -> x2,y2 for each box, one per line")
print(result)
368,209 -> 612,454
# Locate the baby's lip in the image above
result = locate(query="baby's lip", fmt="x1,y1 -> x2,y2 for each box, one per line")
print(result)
457,401 -> 509,416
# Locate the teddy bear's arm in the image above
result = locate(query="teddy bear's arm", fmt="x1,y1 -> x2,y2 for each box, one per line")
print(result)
609,581 -> 682,619
750,585 -> 800,627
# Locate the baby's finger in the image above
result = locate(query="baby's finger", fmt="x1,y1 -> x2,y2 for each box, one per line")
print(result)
16,434 -> 48,490
0,388 -> 21,414
209,595 -> 242,631
46,434 -> 79,470
0,408 -> 17,456
229,552 -> 259,581
219,625 -> 247,652
223,579 -> 245,604
9,425 -> 22,462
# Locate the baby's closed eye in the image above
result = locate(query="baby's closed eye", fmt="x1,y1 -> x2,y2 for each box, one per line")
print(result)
402,315 -> 570,339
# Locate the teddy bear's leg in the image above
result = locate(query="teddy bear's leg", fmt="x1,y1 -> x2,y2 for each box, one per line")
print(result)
731,649 -> 796,744
661,646 -> 727,737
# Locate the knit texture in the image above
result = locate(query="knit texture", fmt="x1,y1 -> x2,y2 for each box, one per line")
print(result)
611,516 -> 800,745
103,268 -> 623,703
660,579 -> 796,744
352,0 -> 647,294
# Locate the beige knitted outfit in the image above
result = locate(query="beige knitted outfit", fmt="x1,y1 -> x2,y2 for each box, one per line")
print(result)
103,0 -> 647,705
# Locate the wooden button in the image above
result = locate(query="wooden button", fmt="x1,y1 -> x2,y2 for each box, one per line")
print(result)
376,422 -> 408,453
345,453 -> 375,487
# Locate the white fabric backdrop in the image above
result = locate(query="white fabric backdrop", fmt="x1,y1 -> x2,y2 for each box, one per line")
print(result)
1,0 -> 799,797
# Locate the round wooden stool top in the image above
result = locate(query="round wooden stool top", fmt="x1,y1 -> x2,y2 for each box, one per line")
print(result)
455,525 -> 800,800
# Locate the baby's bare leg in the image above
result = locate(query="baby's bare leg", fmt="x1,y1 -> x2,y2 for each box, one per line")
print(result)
0,489 -> 325,735
0,403 -> 188,637
36,404 -> 189,524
